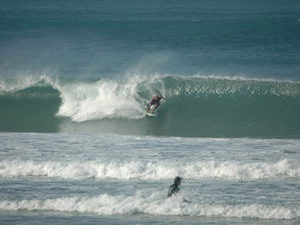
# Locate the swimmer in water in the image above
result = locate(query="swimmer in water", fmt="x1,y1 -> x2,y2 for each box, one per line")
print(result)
168,176 -> 191,203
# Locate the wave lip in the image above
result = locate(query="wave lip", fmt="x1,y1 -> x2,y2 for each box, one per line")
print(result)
1,74 -> 300,137
55,78 -> 147,122
0,75 -> 57,94
0,159 -> 298,180
0,194 -> 298,220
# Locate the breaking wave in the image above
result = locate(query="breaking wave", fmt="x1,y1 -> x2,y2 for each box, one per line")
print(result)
1,74 -> 300,137
0,193 -> 299,220
0,158 -> 298,180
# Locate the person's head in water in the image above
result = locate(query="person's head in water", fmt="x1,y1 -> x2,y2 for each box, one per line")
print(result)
174,176 -> 182,186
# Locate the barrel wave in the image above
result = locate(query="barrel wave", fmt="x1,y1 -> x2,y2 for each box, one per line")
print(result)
1,75 -> 299,138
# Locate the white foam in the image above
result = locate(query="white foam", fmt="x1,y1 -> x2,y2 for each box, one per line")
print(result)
55,74 -> 168,122
0,74 -> 162,121
1,73 -> 299,122
0,193 -> 298,219
55,78 -> 147,122
0,159 -> 298,180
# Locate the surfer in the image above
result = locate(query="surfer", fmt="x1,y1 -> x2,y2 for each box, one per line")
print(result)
168,176 -> 191,203
146,94 -> 165,113
168,176 -> 182,197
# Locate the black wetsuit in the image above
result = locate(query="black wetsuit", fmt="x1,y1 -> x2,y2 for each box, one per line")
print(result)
168,184 -> 180,197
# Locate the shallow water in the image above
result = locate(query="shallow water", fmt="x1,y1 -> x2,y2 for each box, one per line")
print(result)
0,133 -> 299,224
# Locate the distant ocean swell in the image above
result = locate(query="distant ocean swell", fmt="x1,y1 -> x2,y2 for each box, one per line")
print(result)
0,75 -> 300,137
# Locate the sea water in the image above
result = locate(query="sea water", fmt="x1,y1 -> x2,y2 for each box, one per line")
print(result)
0,0 -> 300,224
0,133 -> 299,224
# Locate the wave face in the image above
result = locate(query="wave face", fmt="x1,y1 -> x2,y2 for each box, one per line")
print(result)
0,75 -> 300,138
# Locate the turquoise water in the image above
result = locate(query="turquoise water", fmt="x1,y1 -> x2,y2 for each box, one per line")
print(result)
0,0 -> 300,224
1,0 -> 299,80
1,0 -> 300,137
1,76 -> 300,138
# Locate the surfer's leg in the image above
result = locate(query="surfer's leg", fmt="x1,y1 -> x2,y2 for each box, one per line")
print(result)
146,103 -> 151,112
152,103 -> 159,112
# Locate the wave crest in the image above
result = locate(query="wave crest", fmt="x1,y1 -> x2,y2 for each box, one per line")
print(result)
0,194 -> 298,219
1,74 -> 300,137
0,159 -> 298,180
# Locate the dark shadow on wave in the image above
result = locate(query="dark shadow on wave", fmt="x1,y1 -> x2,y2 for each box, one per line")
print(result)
0,87 -> 61,132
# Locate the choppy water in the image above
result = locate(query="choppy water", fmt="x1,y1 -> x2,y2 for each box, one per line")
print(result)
1,0 -> 300,224
0,133 -> 299,224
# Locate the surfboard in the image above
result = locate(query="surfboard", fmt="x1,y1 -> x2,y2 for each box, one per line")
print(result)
146,111 -> 157,117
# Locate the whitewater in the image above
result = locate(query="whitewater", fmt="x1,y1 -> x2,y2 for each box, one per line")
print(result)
1,0 -> 300,224
0,133 -> 299,224
1,74 -> 300,138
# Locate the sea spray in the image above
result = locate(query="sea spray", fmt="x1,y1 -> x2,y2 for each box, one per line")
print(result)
0,75 -> 300,137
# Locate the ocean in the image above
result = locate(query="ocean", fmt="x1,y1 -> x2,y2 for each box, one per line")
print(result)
0,0 -> 299,224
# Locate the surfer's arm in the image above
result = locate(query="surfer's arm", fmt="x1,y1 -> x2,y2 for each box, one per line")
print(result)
183,199 -> 191,204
